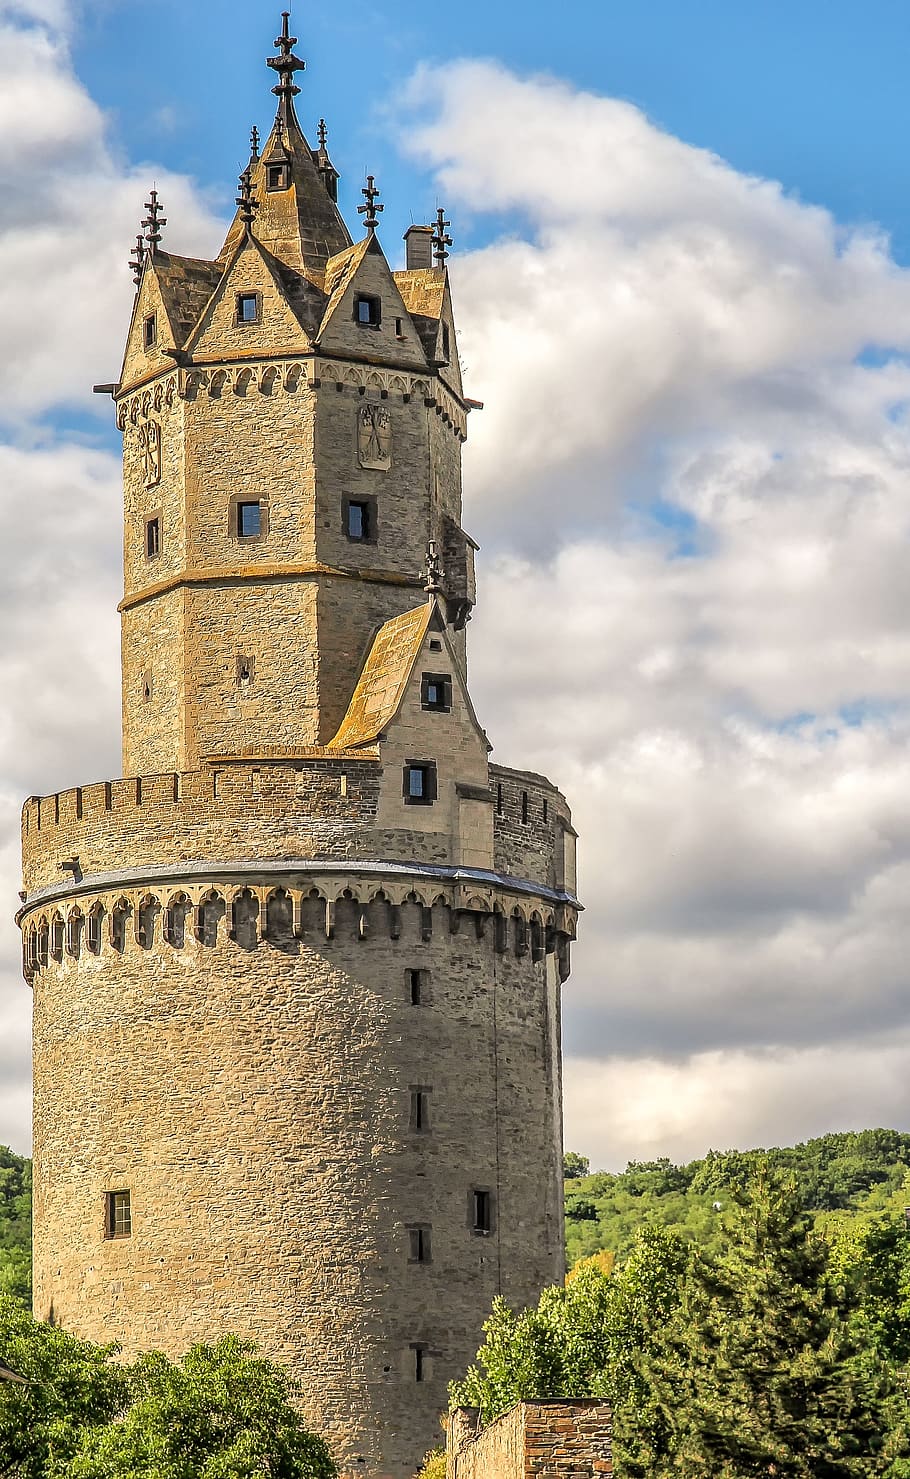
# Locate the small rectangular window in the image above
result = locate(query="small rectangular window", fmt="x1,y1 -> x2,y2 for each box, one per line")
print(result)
236,292 -> 259,324
410,1086 -> 431,1133
145,517 -> 160,559
421,673 -> 452,712
472,1188 -> 492,1235
345,499 -> 374,542
429,638 -> 443,653
412,1345 -> 428,1383
143,314 -> 157,350
237,501 -> 262,539
106,1189 -> 132,1239
396,317 -> 405,338
404,762 -> 437,806
408,1226 -> 432,1264
355,294 -> 381,327
441,323 -> 451,361
267,164 -> 288,192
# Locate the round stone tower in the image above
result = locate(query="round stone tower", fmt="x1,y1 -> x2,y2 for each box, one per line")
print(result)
19,17 -> 579,1478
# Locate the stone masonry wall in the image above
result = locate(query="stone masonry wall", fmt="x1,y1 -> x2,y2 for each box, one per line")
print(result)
447,1402 -> 613,1479
30,895 -> 565,1479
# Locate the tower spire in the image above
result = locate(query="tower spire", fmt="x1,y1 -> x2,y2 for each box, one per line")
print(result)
236,166 -> 258,231
358,174 -> 383,235
267,10 -> 306,122
141,189 -> 166,254
432,207 -> 453,266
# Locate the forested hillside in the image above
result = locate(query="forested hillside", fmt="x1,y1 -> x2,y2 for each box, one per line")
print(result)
0,1148 -> 30,1305
565,1128 -> 910,1266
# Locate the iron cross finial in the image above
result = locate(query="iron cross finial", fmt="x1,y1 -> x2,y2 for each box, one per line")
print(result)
432,207 -> 453,266
267,10 -> 306,109
425,540 -> 446,598
358,174 -> 383,234
130,233 -> 146,289
141,189 -> 167,253
250,125 -> 261,162
237,167 -> 258,229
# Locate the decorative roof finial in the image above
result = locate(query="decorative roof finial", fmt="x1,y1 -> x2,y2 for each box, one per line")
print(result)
130,233 -> 146,289
267,11 -> 306,116
432,206 -> 453,266
237,167 -> 258,230
250,125 -> 261,162
358,174 -> 383,235
317,117 -> 328,151
141,189 -> 166,254
425,539 -> 445,598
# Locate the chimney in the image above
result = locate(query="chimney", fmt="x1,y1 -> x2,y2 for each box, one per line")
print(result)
404,224 -> 434,270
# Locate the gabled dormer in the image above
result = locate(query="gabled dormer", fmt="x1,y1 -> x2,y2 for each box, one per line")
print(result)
184,232 -> 312,362
316,235 -> 430,370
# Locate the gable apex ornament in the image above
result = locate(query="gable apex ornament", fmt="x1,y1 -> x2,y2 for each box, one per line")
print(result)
267,11 -> 306,109
358,174 -> 383,235
424,539 -> 445,598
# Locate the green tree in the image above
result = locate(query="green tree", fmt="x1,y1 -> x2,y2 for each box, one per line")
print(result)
0,1295 -> 130,1479
64,1337 -> 337,1479
451,1226 -> 688,1425
563,1152 -> 591,1181
614,1167 -> 906,1479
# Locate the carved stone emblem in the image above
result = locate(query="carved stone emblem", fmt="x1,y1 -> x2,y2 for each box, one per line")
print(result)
358,403 -> 392,471
141,420 -> 162,486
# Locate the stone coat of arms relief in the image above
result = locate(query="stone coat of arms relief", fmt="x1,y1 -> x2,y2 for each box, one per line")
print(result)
358,403 -> 392,470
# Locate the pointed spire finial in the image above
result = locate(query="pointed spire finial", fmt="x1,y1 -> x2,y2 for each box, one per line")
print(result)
267,10 -> 306,116
250,125 -> 261,162
237,167 -> 259,230
432,207 -> 452,266
358,174 -> 383,235
317,117 -> 328,151
130,233 -> 146,289
425,539 -> 445,598
141,189 -> 167,254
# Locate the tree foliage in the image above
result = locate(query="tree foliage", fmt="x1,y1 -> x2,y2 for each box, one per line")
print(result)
0,1151 -> 31,1309
0,1304 -> 335,1479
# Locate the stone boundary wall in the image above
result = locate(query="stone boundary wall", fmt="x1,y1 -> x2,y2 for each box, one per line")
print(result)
447,1402 -> 613,1479
21,761 -> 570,901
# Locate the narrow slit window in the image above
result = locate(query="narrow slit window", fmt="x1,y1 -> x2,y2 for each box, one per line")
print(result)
407,968 -> 426,1005
236,292 -> 259,324
410,1087 -> 431,1133
543,799 -> 549,823
441,322 -> 451,361
106,1189 -> 132,1239
412,1345 -> 427,1383
472,1188 -> 492,1235
237,501 -> 262,539
395,317 -> 404,337
143,314 -> 157,350
145,516 -> 160,559
521,791 -> 529,824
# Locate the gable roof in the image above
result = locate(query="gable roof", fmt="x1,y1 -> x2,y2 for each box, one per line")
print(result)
393,268 -> 446,362
329,604 -> 434,751
153,252 -> 223,346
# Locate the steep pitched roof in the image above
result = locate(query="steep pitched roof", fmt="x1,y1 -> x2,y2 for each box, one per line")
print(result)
153,252 -> 222,345
218,105 -> 351,283
329,604 -> 434,751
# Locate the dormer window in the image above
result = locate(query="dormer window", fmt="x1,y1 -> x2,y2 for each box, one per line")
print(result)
143,314 -> 157,350
236,293 -> 260,325
355,294 -> 381,328
266,163 -> 289,192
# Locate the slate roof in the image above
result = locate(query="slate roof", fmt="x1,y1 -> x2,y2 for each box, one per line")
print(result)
152,253 -> 222,347
329,604 -> 433,750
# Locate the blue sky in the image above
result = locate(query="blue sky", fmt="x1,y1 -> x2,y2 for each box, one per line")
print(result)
6,1 -> 910,1164
73,0 -> 910,264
